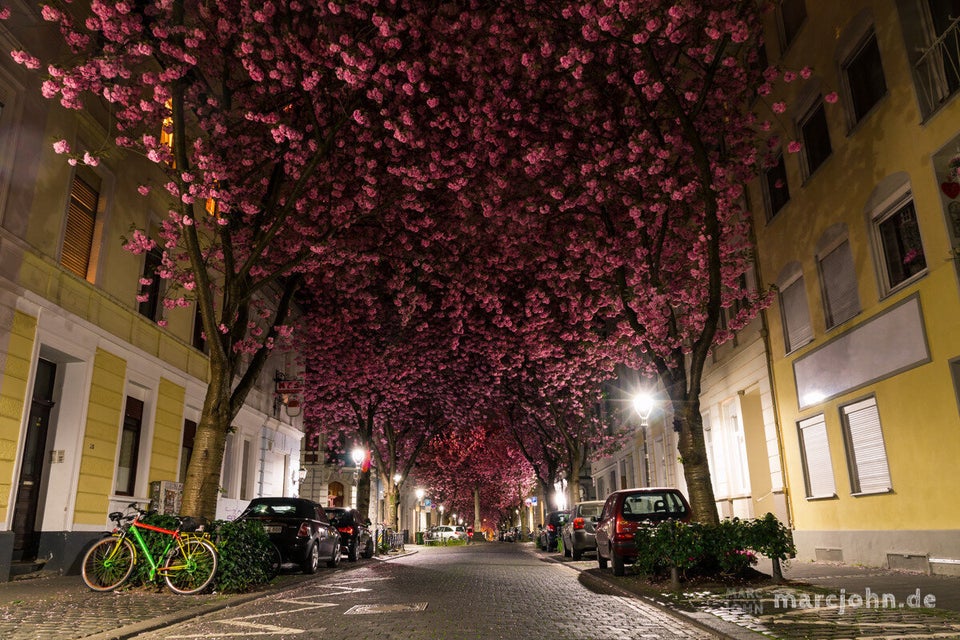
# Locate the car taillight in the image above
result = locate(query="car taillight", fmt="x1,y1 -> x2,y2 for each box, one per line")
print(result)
338,526 -> 354,536
547,524 -> 555,532
614,517 -> 635,542
297,523 -> 310,537
573,517 -> 585,530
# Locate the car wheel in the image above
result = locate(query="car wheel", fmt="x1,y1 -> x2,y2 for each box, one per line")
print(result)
348,539 -> 358,562
612,546 -> 626,577
563,539 -> 571,557
597,548 -> 608,570
327,540 -> 341,568
302,542 -> 320,574
363,538 -> 374,559
572,545 -> 583,561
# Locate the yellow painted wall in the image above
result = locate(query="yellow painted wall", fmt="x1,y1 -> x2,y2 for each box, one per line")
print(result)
753,1 -> 960,534
74,348 -> 126,525
150,378 -> 185,483
0,311 -> 37,520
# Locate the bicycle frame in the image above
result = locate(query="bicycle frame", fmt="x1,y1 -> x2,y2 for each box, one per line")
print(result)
124,519 -> 181,581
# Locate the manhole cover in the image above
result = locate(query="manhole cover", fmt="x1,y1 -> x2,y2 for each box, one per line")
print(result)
345,602 -> 428,615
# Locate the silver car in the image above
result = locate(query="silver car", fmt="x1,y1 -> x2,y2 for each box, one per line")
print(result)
561,500 -> 605,560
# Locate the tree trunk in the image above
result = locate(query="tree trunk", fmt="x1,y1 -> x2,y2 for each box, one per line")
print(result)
473,486 -> 481,532
672,395 -> 719,525
356,468 -> 372,520
180,374 -> 232,521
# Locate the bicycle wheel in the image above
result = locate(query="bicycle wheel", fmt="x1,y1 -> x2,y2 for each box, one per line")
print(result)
162,537 -> 218,595
81,536 -> 136,591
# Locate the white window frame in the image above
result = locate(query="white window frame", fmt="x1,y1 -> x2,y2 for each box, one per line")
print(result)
869,189 -> 927,296
818,238 -> 860,329
779,274 -> 813,353
798,414 -> 837,499
841,397 -> 892,495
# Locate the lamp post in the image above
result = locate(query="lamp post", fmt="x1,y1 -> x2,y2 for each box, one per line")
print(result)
351,447 -> 365,509
415,488 -> 425,541
632,393 -> 656,486
438,504 -> 445,526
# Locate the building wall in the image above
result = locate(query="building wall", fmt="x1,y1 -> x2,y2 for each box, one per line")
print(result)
0,9 -> 304,580
752,0 -> 960,570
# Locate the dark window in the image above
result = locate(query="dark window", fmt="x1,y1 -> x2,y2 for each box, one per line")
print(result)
845,32 -> 887,122
800,101 -> 831,175
763,152 -> 790,218
780,0 -> 807,48
192,305 -> 207,353
878,200 -> 927,289
179,419 -> 196,483
115,397 -> 144,496
61,173 -> 99,280
138,247 -> 163,321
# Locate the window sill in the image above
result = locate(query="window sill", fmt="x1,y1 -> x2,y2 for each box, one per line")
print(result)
805,493 -> 838,501
851,488 -> 893,497
878,269 -> 928,301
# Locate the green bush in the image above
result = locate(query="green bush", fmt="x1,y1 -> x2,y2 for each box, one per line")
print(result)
128,512 -> 181,588
633,514 -> 793,585
211,519 -> 275,593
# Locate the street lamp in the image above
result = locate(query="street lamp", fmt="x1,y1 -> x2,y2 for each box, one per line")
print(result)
632,392 -> 656,486
351,447 -> 365,508
415,488 -> 425,541
438,504 -> 445,525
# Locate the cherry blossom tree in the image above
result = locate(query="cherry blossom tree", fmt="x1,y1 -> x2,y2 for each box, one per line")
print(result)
18,0 -> 488,519
424,0 -> 772,524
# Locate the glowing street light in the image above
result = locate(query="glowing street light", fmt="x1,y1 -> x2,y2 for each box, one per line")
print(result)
632,393 -> 656,426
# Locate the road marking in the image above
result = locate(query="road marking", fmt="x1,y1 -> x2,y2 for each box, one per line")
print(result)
344,602 -> 428,614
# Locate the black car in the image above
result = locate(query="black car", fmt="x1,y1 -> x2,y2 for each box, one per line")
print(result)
237,497 -> 341,574
324,507 -> 374,561
538,510 -> 570,552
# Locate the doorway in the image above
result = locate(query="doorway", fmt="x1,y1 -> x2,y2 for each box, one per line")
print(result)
12,359 -> 56,562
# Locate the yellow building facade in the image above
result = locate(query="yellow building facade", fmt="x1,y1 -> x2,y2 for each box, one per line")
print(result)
752,0 -> 960,572
0,5 -> 303,579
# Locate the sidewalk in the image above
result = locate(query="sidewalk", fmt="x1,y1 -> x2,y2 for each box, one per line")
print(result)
570,554 -> 960,640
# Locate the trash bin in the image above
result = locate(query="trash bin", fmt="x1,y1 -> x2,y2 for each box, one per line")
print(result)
415,531 -> 424,545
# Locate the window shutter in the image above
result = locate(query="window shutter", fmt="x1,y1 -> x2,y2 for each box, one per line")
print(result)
842,398 -> 891,494
781,278 -> 813,351
820,241 -> 859,328
61,176 -> 99,279
798,414 -> 836,498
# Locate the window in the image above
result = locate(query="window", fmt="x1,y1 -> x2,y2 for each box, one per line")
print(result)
763,151 -> 790,219
115,397 -> 144,496
799,100 -> 832,176
61,169 -> 100,281
819,240 -> 860,328
138,246 -> 163,321
780,276 -> 813,352
179,419 -> 196,483
798,414 -> 836,498
240,438 -> 253,500
221,433 -> 235,497
902,0 -> 960,116
778,0 -> 807,50
841,397 -> 892,494
843,31 -> 887,123
875,199 -> 927,291
192,305 -> 207,353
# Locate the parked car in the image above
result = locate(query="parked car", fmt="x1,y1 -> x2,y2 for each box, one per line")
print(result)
560,500 -> 605,560
324,507 -> 374,562
453,525 -> 468,540
237,497 -> 341,574
425,525 -> 461,542
595,487 -> 692,576
537,510 -> 570,552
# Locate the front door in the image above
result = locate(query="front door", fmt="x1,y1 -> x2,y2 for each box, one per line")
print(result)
12,359 -> 56,561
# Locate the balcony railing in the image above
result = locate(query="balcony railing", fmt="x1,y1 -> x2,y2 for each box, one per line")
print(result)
914,14 -> 960,118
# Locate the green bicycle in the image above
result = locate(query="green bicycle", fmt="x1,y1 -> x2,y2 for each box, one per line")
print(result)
81,503 -> 218,595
